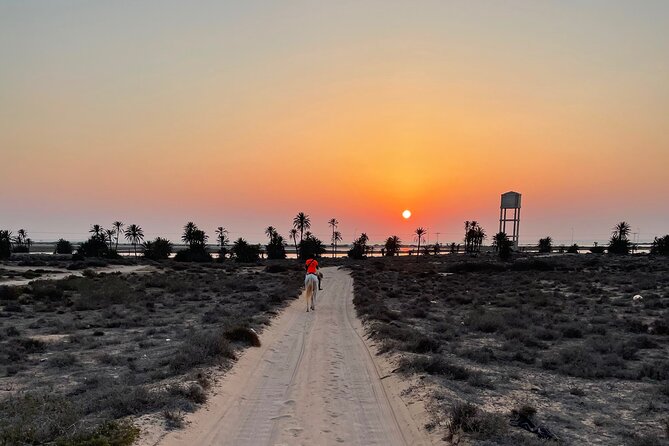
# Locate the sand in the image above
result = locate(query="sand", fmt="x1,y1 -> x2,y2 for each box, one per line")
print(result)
148,267 -> 431,446
0,264 -> 155,286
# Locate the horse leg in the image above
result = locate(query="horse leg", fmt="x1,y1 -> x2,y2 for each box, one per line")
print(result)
311,289 -> 316,310
306,288 -> 310,312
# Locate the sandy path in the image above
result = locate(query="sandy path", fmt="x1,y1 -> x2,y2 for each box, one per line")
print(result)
153,267 -> 429,446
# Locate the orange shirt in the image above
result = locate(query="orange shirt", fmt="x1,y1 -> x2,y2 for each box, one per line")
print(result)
305,259 -> 319,274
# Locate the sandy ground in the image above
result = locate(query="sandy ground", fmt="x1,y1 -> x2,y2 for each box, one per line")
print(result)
146,267 -> 431,446
0,264 -> 156,286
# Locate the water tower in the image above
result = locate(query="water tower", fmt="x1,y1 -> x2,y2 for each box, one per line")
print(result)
499,191 -> 522,247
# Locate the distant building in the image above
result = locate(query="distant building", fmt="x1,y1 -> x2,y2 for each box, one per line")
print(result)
499,191 -> 521,247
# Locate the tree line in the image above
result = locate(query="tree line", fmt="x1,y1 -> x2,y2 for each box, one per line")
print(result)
1,218 -> 667,262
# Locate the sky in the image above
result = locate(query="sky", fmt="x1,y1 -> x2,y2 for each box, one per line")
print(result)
1,1 -> 668,245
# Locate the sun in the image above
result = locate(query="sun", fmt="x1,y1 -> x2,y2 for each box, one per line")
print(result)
402,209 -> 412,219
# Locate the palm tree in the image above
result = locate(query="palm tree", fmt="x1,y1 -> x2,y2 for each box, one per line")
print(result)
493,232 -> 512,260
332,230 -> 342,258
25,238 -> 32,252
538,236 -> 553,253
414,227 -> 426,256
105,229 -> 115,250
89,225 -> 103,237
384,235 -> 401,256
293,212 -> 311,244
265,226 -> 277,241
182,222 -> 198,248
215,226 -> 229,247
289,228 -> 299,257
612,221 -> 631,241
609,221 -> 632,255
113,221 -> 124,251
17,229 -> 27,245
474,225 -> 486,252
124,224 -> 144,257
328,218 -> 339,258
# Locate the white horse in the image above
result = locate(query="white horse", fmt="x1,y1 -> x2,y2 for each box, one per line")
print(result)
304,273 -> 318,312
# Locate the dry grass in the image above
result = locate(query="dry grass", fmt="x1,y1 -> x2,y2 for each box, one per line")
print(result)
351,254 -> 669,445
0,259 -> 303,444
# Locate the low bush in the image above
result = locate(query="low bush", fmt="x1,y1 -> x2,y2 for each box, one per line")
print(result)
170,329 -> 236,373
54,239 -> 73,255
59,420 -> 140,446
47,353 -> 78,368
650,235 -> 669,255
638,361 -> 669,381
448,402 -> 508,440
143,237 -> 173,260
398,355 -> 472,380
224,326 -> 261,347
174,247 -> 212,263
0,393 -> 78,445
230,238 -> 261,263
467,311 -> 507,333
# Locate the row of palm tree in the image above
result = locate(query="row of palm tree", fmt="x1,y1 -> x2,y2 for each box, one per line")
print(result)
88,222 -> 144,256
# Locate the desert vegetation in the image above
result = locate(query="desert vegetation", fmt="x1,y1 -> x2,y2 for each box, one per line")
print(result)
464,221 -> 486,254
350,254 -> 669,445
0,260 -> 303,444
265,226 -> 287,260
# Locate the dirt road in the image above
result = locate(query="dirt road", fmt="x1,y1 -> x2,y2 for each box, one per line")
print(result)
155,267 -> 429,446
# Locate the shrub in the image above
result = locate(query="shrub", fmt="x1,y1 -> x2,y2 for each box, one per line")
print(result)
448,402 -> 507,439
265,235 -> 287,260
447,262 -> 507,273
170,329 -> 236,373
638,361 -> 669,381
143,237 -> 173,260
590,242 -> 605,254
560,323 -> 583,338
169,382 -> 207,405
398,355 -> 472,380
61,420 -> 140,446
76,235 -> 111,258
609,238 -> 631,255
651,235 -> 669,255
230,238 -> 261,263
30,281 -> 65,300
347,234 -> 369,260
384,236 -> 402,256
224,326 -> 261,347
0,230 -> 11,259
467,311 -> 506,333
493,232 -> 513,261
543,346 -> 625,378
47,353 -> 78,368
54,239 -> 73,255
651,315 -> 669,335
174,247 -> 212,263
567,244 -> 579,253
538,237 -> 553,253
0,393 -> 78,445
299,235 -> 326,260
0,286 -> 20,301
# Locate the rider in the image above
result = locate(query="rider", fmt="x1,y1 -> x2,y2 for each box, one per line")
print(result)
305,257 -> 323,290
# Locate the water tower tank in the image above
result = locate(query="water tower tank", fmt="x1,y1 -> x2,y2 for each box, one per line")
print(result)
501,191 -> 522,209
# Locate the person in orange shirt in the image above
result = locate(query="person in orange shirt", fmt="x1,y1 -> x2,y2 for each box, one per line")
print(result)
305,257 -> 323,290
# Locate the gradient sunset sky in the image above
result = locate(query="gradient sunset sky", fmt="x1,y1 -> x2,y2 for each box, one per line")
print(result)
1,1 -> 668,245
